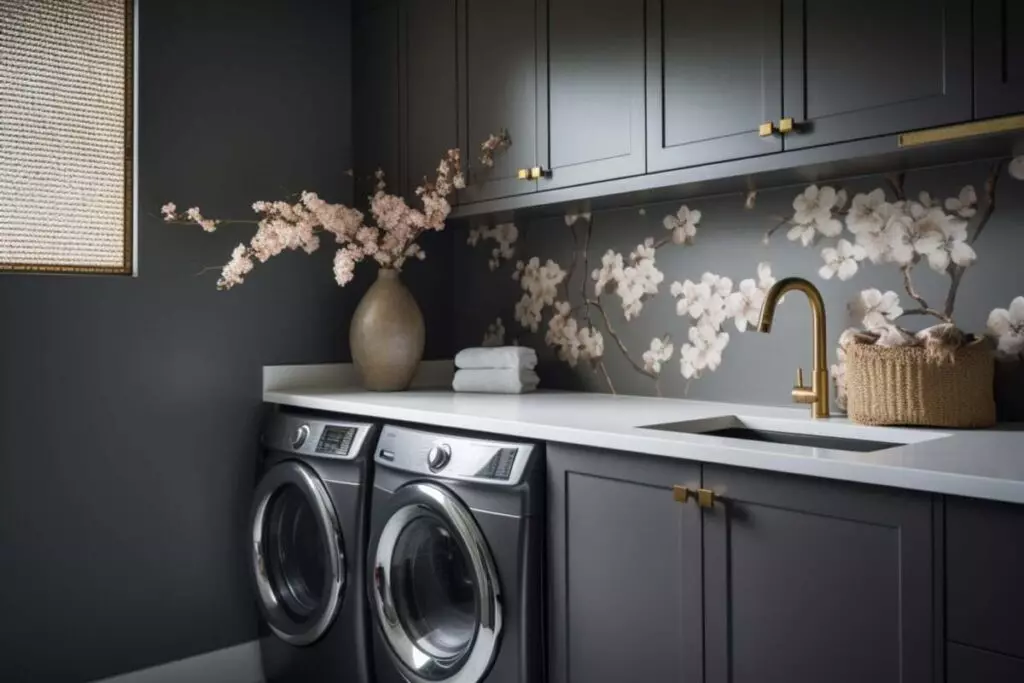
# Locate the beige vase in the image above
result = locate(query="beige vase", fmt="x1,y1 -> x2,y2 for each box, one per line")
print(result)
350,268 -> 425,391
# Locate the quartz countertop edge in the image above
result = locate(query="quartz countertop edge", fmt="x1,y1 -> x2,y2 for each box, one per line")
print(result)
263,368 -> 1024,505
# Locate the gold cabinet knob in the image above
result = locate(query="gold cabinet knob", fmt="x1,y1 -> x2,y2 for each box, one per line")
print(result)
672,484 -> 693,504
516,168 -> 529,180
696,488 -> 717,509
529,166 -> 549,180
758,121 -> 776,137
779,117 -> 794,134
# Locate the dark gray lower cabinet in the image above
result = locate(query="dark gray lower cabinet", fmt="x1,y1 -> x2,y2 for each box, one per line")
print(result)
548,444 -> 937,683
702,465 -> 935,683
547,444 -> 703,683
948,643 -> 1024,683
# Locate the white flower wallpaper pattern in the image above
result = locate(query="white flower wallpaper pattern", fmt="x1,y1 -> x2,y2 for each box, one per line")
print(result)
458,157 -> 1024,408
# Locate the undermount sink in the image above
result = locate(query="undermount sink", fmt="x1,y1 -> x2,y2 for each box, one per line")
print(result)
641,415 -> 947,453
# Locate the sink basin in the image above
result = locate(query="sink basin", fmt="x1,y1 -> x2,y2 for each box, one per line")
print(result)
640,415 -> 945,453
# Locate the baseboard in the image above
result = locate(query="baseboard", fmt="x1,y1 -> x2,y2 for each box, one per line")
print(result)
262,359 -> 455,393
90,641 -> 263,683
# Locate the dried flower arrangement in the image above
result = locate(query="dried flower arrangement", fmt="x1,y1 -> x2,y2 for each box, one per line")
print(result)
162,149 -> 464,289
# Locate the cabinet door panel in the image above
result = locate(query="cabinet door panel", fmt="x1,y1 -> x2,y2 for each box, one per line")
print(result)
947,497 -> 1024,659
541,0 -> 645,189
783,0 -> 971,149
353,1 -> 400,201
703,466 -> 934,683
458,0 -> 540,202
547,444 -> 703,683
401,0 -> 459,197
975,0 -> 1024,118
949,643 -> 1024,683
647,0 -> 782,172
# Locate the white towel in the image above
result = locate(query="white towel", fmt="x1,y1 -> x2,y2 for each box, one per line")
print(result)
452,368 -> 540,394
455,346 -> 538,370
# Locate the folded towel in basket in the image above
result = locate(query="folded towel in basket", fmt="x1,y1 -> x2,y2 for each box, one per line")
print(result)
454,346 -> 538,370
452,368 -> 540,394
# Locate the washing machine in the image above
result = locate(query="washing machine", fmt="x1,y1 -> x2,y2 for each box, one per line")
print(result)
249,409 -> 379,683
367,424 -> 545,683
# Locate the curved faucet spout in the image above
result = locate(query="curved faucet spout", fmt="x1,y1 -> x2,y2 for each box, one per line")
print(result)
757,277 -> 830,418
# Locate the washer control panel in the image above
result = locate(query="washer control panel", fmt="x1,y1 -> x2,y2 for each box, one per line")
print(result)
375,425 -> 536,485
263,413 -> 375,460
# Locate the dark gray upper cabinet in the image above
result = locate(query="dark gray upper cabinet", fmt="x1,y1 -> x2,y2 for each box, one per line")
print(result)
353,1 -> 401,203
456,0 -> 543,203
974,0 -> 1024,119
702,465 -> 935,683
646,0 -> 783,172
540,0 -> 646,189
947,497 -> 1024,660
400,0 -> 459,197
782,0 -> 972,150
547,444 -> 703,683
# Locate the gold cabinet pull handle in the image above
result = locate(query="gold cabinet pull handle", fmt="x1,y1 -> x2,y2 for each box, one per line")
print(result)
696,488 -> 717,509
672,485 -> 694,504
516,168 -> 529,180
779,117 -> 794,134
529,166 -> 549,180
758,121 -> 776,137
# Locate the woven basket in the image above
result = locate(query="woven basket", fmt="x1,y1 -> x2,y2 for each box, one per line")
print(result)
845,339 -> 996,428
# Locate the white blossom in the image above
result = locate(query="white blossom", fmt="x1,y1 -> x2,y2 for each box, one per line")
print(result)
944,185 -> 977,218
851,289 -> 903,329
592,250 -> 625,296
924,213 -> 975,272
468,222 -> 518,270
513,257 -> 567,332
642,337 -> 674,375
847,189 -> 890,237
818,239 -> 866,281
787,223 -> 818,247
545,302 -> 603,367
793,185 -> 838,225
564,210 -> 591,226
987,296 -> 1024,357
662,205 -> 702,245
680,323 -> 730,379
671,273 -> 731,325
593,240 -> 665,321
1010,156 -> 1024,181
481,318 -> 506,347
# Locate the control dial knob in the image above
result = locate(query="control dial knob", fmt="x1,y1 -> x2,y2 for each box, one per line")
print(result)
427,443 -> 452,471
292,424 -> 310,449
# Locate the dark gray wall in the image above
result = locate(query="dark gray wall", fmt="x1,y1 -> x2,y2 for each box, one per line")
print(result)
0,2 -> 446,681
455,160 -> 1024,405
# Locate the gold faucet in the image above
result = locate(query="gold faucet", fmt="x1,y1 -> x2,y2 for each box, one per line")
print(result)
757,277 -> 830,419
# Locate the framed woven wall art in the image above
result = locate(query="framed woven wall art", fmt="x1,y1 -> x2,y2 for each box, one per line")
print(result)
0,0 -> 136,275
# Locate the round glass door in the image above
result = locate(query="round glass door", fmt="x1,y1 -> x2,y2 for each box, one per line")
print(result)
251,461 -> 345,646
373,482 -> 502,683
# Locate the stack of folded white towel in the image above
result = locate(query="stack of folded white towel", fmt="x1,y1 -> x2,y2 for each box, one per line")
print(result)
452,346 -> 540,394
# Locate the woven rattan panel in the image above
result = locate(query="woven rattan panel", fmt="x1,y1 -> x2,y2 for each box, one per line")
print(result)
0,0 -> 132,273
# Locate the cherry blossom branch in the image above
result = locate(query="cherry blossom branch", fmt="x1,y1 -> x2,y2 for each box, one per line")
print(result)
585,298 -> 657,381
901,264 -> 951,323
885,172 -> 906,201
943,160 -> 1005,317
762,215 -> 790,242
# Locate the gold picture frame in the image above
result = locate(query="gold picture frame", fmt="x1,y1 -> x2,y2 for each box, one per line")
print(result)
0,0 -> 136,275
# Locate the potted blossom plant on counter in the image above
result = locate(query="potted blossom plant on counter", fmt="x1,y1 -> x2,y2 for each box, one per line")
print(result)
163,148 -> 464,391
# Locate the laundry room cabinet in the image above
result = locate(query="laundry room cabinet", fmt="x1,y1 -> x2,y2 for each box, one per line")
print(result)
546,444 -> 937,683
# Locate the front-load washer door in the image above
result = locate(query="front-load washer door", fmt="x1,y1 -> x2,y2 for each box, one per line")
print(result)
372,481 -> 502,683
250,460 -> 345,646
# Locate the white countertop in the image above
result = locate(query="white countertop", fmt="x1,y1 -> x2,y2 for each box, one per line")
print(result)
263,364 -> 1024,504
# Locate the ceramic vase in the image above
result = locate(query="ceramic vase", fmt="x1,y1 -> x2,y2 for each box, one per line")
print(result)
350,268 -> 425,391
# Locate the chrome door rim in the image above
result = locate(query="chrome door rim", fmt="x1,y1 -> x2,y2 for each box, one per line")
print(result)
251,460 -> 345,646
372,482 -> 502,683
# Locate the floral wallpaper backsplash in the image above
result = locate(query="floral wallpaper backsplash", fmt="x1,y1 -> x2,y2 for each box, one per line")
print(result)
454,158 -> 1024,409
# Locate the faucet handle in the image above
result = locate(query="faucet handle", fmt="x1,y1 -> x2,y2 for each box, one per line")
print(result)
792,368 -> 816,404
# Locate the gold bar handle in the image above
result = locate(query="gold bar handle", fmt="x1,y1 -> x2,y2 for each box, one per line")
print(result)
758,121 -> 776,137
697,488 -> 717,509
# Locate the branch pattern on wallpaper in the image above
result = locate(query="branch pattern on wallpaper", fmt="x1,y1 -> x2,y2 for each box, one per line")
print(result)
469,155 -> 1024,406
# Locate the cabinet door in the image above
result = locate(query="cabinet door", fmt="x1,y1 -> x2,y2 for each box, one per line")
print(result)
401,0 -> 459,197
547,444 -> 703,683
540,0 -> 646,189
975,0 -> 1024,118
646,0 -> 782,172
782,0 -> 972,149
457,0 -> 543,203
353,1 -> 401,202
949,643 -> 1024,683
702,466 -> 935,683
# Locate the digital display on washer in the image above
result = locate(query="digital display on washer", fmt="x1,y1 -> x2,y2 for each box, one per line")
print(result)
476,448 -> 518,479
316,426 -> 355,455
